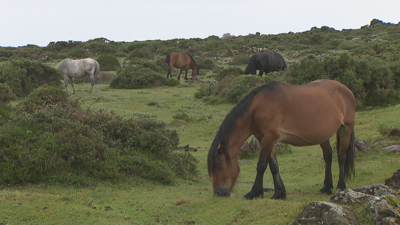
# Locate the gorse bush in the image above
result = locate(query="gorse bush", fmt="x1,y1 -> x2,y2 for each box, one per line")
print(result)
16,83 -> 70,113
215,67 -> 244,81
0,89 -> 198,185
286,53 -> 398,108
0,59 -> 62,97
110,65 -> 166,89
96,54 -> 121,71
0,83 -> 16,104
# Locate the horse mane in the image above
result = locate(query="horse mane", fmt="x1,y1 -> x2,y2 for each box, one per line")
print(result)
207,81 -> 279,176
185,52 -> 199,72
244,55 -> 256,74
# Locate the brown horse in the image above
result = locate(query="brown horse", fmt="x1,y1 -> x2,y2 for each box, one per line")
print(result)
165,52 -> 199,80
207,80 -> 356,200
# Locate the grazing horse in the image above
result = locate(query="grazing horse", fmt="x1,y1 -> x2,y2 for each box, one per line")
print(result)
165,52 -> 199,80
207,80 -> 356,200
244,52 -> 286,77
56,58 -> 100,94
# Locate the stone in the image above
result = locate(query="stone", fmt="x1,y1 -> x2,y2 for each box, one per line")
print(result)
354,140 -> 372,152
291,201 -> 358,225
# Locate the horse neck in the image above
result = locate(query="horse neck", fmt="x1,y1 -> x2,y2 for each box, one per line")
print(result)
225,116 -> 254,159
190,62 -> 198,74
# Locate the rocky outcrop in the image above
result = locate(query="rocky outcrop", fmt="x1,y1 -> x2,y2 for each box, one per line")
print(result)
291,201 -> 358,225
386,169 -> 400,190
292,185 -> 400,225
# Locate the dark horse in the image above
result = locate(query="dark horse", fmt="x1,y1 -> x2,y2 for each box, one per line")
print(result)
244,52 -> 286,77
165,52 -> 199,80
207,80 -> 356,200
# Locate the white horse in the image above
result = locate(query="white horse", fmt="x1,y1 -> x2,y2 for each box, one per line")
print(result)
56,58 -> 100,94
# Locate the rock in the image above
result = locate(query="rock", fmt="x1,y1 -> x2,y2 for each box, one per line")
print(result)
355,140 -> 372,152
353,184 -> 393,197
387,128 -> 400,137
385,169 -> 400,190
329,188 -> 400,224
383,145 -> 400,152
291,201 -> 358,225
238,160 -> 251,165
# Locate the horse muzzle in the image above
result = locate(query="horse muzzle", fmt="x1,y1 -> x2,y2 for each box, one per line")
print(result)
213,187 -> 231,197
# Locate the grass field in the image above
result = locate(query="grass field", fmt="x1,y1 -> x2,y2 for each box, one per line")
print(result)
1,81 -> 399,224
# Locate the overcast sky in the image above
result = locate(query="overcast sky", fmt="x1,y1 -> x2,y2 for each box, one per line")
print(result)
1,0 -> 399,47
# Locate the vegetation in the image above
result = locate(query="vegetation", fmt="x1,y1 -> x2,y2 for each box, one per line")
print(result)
0,85 -> 198,186
0,19 -> 399,224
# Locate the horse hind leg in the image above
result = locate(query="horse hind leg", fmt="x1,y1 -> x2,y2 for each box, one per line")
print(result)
64,75 -> 69,92
268,149 -> 286,199
336,125 -> 355,193
319,140 -> 333,194
69,77 -> 76,94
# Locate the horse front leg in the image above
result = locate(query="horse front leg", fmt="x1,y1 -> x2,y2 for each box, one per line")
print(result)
244,152 -> 268,200
177,68 -> 183,80
64,75 -> 69,92
184,67 -> 188,80
320,140 -> 333,194
69,77 -> 76,94
258,70 -> 264,77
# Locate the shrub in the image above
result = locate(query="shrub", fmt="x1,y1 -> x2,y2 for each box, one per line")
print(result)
215,67 -> 244,81
96,54 -> 121,71
0,59 -> 62,97
0,83 -> 16,104
0,95 -> 198,185
225,75 -> 265,103
110,65 -> 166,89
68,48 -> 86,58
194,83 -> 215,99
16,83 -> 71,113
165,78 -> 181,86
286,53 -> 398,108
197,58 -> 215,70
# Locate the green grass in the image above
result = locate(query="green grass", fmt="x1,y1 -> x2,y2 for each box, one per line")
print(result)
1,82 -> 399,224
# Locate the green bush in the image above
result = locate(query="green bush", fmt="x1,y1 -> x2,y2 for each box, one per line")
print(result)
0,95 -> 198,185
0,83 -> 16,104
0,59 -> 62,97
110,65 -> 166,89
194,83 -> 215,99
286,53 -> 398,108
16,83 -> 70,113
197,58 -> 215,70
225,75 -> 264,103
96,54 -> 121,71
215,67 -> 244,81
68,48 -> 86,58
165,78 -> 181,86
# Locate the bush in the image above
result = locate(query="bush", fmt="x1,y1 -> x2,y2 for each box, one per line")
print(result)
197,58 -> 215,70
0,83 -> 16,104
16,83 -> 71,113
286,53 -> 398,108
0,95 -> 198,185
96,54 -> 121,71
194,83 -> 215,99
110,65 -> 166,89
0,59 -> 62,97
225,75 -> 265,103
215,67 -> 244,81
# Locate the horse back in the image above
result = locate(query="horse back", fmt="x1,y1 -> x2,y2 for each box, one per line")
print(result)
251,80 -> 355,146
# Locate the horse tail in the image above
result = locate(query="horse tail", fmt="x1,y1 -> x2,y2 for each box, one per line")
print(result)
165,54 -> 170,64
337,129 -> 355,179
94,60 -> 100,78
244,55 -> 256,74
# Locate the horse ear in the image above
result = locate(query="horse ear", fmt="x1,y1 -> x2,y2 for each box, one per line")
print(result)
217,143 -> 225,154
